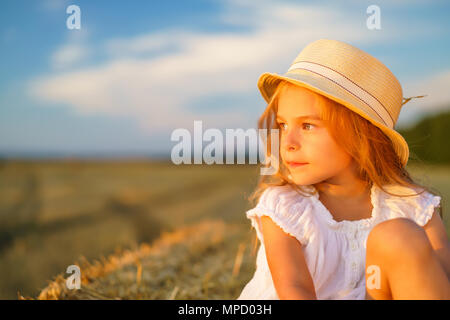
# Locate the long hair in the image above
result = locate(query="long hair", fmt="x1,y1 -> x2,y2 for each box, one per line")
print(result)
248,80 -> 443,256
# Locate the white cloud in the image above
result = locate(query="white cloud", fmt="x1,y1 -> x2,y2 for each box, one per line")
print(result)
28,0 -> 447,135
51,24 -> 90,70
51,44 -> 90,69
104,29 -> 181,58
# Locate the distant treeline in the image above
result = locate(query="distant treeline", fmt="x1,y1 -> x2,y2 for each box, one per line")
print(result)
398,109 -> 450,164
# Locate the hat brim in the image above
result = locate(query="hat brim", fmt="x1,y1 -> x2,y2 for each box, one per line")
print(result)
258,70 -> 409,167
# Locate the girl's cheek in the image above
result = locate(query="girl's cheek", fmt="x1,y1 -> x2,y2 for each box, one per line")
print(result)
316,140 -> 343,160
304,131 -> 340,159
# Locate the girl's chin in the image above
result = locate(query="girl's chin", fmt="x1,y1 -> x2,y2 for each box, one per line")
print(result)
288,175 -> 320,186
288,177 -> 310,185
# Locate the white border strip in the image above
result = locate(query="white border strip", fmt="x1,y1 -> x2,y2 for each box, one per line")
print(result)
287,61 -> 393,128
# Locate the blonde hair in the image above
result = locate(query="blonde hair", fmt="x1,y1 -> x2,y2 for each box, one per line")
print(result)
248,80 -> 443,256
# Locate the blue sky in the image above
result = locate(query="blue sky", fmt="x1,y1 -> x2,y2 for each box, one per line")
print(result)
1,0 -> 449,157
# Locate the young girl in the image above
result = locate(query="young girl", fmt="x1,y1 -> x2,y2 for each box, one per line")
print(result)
237,39 -> 450,300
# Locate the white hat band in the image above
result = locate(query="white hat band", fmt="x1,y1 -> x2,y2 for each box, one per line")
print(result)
287,61 -> 394,128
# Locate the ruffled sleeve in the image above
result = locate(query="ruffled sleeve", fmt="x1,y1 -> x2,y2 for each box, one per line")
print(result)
245,185 -> 315,246
382,185 -> 441,227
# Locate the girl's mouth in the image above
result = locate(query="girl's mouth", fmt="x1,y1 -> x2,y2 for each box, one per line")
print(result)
286,161 -> 309,168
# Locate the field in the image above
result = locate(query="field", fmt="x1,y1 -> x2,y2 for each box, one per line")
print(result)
0,159 -> 449,299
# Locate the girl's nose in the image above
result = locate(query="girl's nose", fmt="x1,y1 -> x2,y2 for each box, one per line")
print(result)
287,143 -> 299,152
283,131 -> 300,151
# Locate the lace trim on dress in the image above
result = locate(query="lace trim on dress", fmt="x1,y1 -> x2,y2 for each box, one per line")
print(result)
309,183 -> 382,231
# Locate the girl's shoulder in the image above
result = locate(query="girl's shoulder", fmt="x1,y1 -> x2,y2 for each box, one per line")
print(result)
379,184 -> 441,227
256,184 -> 315,210
247,184 -> 317,246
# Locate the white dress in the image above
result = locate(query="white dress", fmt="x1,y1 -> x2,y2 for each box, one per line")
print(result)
237,183 -> 441,300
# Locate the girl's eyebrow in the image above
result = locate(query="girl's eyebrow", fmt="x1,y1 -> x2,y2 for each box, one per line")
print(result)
276,115 -> 322,121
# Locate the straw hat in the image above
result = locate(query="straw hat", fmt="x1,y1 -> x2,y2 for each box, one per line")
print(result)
258,39 -> 425,167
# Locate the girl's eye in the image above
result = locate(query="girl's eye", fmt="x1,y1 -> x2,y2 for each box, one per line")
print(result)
277,122 -> 316,131
302,123 -> 315,130
278,122 -> 287,130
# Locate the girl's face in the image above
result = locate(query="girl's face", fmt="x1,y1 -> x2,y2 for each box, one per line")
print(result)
276,84 -> 354,186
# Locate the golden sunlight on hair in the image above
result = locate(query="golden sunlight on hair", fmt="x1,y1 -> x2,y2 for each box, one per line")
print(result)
247,80 -> 443,257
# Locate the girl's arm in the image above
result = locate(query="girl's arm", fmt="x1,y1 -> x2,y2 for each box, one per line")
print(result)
260,215 -> 317,300
423,208 -> 450,279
